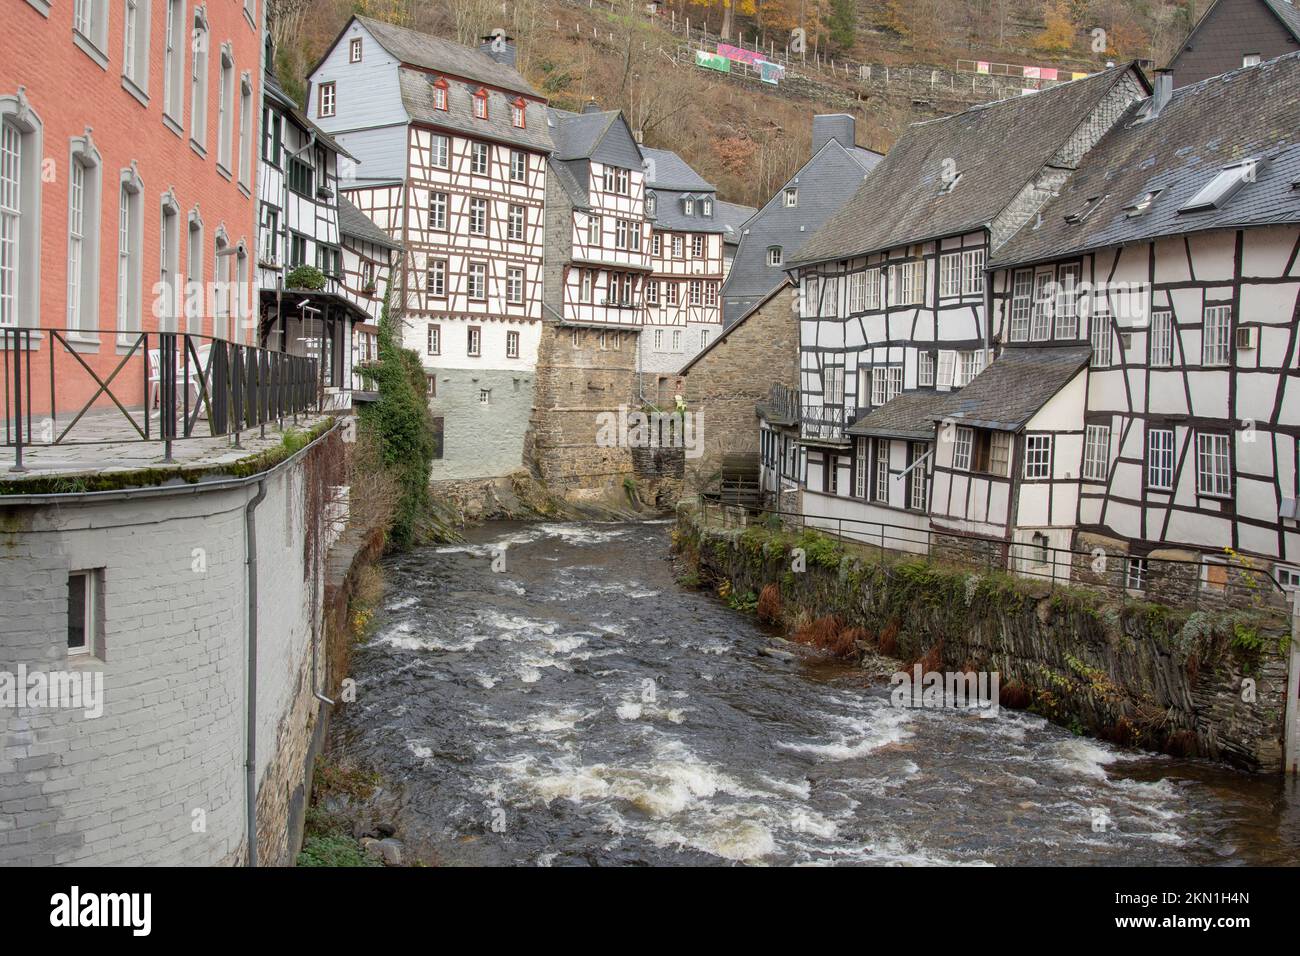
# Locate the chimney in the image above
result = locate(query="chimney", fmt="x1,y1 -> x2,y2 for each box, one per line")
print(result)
812,114 -> 856,157
582,98 -> 601,114
1147,68 -> 1173,121
479,32 -> 517,68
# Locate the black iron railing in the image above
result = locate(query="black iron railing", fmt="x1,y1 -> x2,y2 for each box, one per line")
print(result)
2,328 -> 319,472
800,403 -> 851,442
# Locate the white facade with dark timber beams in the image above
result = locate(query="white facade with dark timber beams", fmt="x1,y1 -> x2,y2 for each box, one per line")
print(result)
307,16 -> 552,479
784,65 -> 1149,551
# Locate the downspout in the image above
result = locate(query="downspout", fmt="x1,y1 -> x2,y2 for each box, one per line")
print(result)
244,478 -> 268,867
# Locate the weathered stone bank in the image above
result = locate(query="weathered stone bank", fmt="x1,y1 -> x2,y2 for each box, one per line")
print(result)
675,504 -> 1292,772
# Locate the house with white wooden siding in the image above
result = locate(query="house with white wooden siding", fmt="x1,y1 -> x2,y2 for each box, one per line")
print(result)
257,57 -> 370,407
984,54 -> 1300,594
784,65 -> 1150,549
337,195 -> 402,378
306,16 -> 552,480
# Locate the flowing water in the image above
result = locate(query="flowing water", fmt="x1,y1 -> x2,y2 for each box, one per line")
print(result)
331,520 -> 1300,866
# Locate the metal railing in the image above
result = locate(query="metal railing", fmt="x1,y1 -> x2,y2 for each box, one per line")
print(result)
697,496 -> 1290,613
2,327 -> 320,472
800,403 -> 851,442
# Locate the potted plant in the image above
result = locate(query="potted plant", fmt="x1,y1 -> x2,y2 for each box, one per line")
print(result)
286,264 -> 326,291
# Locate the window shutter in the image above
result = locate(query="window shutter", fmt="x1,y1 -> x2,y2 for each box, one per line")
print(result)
936,350 -> 956,390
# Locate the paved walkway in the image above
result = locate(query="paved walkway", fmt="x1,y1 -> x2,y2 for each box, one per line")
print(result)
3,406 -> 334,484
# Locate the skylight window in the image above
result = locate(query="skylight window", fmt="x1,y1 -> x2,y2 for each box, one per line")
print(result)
1124,189 -> 1163,218
1180,159 -> 1261,213
1064,195 -> 1104,224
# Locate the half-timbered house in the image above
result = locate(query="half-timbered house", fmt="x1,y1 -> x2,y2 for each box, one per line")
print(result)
640,146 -> 726,385
258,57 -> 369,408
306,16 -> 552,480
786,66 -> 1149,547
984,54 -> 1300,592
337,195 -> 401,383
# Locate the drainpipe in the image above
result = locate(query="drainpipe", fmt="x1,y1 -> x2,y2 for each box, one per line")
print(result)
244,478 -> 268,867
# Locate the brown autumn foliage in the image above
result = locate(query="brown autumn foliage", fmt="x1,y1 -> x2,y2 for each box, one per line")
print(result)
877,617 -> 900,657
998,680 -> 1033,709
792,613 -> 857,658
756,582 -> 782,624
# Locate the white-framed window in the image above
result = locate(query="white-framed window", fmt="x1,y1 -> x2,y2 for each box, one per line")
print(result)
651,232 -> 661,257
705,281 -> 717,306
1054,264 -> 1080,339
1196,432 -> 1232,497
67,569 -> 101,657
653,328 -> 663,350
1009,269 -> 1032,341
217,49 -> 235,172
854,437 -> 868,498
936,350 -> 956,389
122,0 -> 151,93
672,329 -> 682,352
579,269 -> 592,303
784,187 -> 797,207
665,282 -> 678,305
73,0 -> 109,59
471,142 -> 489,176
189,11 -> 209,148
473,90 -> 488,119
692,234 -> 704,257
426,258 -> 446,297
873,439 -> 890,503
918,351 -> 935,387
467,263 -> 486,300
467,326 -> 482,356
988,431 -> 1011,477
961,248 -> 985,296
1202,305 -> 1231,366
908,443 -> 929,511
65,140 -> 102,334
159,195 -> 180,331
185,211 -> 203,333
1125,557 -> 1148,592
426,323 -> 440,354
615,218 -> 629,250
319,81 -> 336,118
587,215 -> 601,246
767,246 -> 783,267
1150,310 -> 1173,366
507,204 -> 525,241
700,328 -> 710,348
510,149 -> 526,181
1243,53 -> 1261,67
237,73 -> 253,189
887,260 -> 924,306
939,252 -> 961,298
116,170 -> 143,334
1082,423 -> 1110,481
645,280 -> 658,305
1090,310 -> 1112,367
955,349 -> 985,387
1030,271 -> 1053,341
1147,428 -> 1175,490
870,365 -> 902,406
506,329 -> 520,358
1023,434 -> 1052,479
861,267 -> 880,311
431,134 -> 449,168
163,0 -> 185,125
822,366 -> 844,406
468,197 -> 487,235
479,388 -> 491,405
506,267 -> 524,304
1274,565 -> 1300,592
432,82 -> 448,111
847,270 -> 866,313
953,427 -> 974,471
671,234 -> 683,258
0,104 -> 41,329
350,37 -> 363,62
511,102 -> 525,129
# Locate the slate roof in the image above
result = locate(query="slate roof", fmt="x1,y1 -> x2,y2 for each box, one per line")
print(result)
848,391 -> 952,440
721,139 -> 882,322
337,196 -> 402,250
353,15 -> 539,97
650,190 -> 728,232
1266,0 -> 1300,39
715,200 -> 757,246
547,157 -> 590,210
789,66 -> 1148,268
642,147 -> 713,191
679,278 -> 791,375
935,347 -> 1092,431
398,69 -> 553,152
547,108 -> 624,161
993,52 -> 1300,268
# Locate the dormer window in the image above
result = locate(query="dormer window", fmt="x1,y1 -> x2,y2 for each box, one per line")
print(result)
511,98 -> 526,129
431,77 -> 448,111
1063,195 -> 1104,224
784,187 -> 797,207
702,198 -> 713,216
1180,159 -> 1261,213
684,197 -> 694,215
473,88 -> 488,120
646,192 -> 656,215
768,246 -> 783,266
1124,189 -> 1163,218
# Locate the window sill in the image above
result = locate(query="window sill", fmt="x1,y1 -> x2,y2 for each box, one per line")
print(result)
216,163 -> 232,182
244,8 -> 256,30
190,139 -> 208,160
24,0 -> 51,15
237,182 -> 251,199
121,75 -> 150,108
61,333 -> 102,354
163,113 -> 184,138
0,329 -> 44,349
72,30 -> 109,71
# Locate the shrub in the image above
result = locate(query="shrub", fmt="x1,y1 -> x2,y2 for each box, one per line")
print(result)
757,583 -> 782,624
285,264 -> 326,291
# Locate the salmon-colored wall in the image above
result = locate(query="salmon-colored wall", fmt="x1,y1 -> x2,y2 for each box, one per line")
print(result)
1,0 -> 262,419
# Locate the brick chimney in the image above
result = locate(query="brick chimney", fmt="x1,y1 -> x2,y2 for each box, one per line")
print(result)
812,114 -> 856,156
479,32 -> 517,68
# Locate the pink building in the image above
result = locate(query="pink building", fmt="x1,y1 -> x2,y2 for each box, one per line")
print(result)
1,0 -> 263,428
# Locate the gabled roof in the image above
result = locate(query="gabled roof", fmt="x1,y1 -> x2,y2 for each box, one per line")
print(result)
848,391 -> 951,440
936,347 -> 1092,432
715,200 -> 757,246
993,52 -> 1300,269
545,107 -> 640,163
790,65 -> 1150,268
642,147 -> 713,191
346,15 -> 540,97
678,278 -> 791,375
337,196 -> 401,250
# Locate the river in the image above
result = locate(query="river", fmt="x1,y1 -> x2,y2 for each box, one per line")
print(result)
330,520 -> 1300,866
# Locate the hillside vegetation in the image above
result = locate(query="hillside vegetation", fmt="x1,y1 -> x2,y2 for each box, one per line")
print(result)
270,0 -> 1206,208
